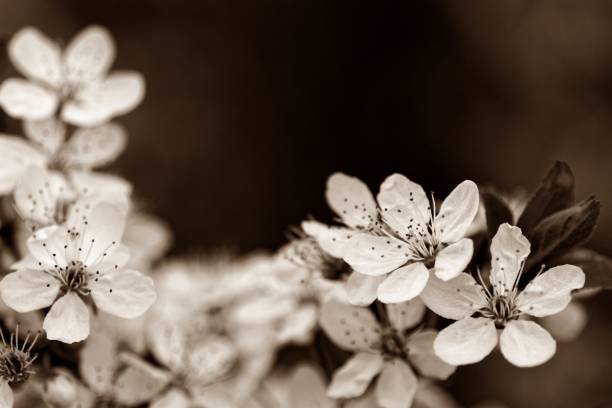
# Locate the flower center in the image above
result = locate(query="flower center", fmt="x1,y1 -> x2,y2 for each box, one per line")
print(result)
379,329 -> 407,360
0,328 -> 39,385
60,261 -> 89,294
481,295 -> 520,328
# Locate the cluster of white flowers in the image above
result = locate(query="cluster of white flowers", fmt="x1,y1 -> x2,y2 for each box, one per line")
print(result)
0,25 -> 607,408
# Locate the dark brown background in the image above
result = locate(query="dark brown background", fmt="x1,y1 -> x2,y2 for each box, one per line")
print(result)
1,1 -> 612,406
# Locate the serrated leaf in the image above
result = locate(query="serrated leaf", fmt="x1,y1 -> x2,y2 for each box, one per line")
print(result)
482,189 -> 514,239
525,197 -> 600,272
556,248 -> 612,290
517,161 -> 575,237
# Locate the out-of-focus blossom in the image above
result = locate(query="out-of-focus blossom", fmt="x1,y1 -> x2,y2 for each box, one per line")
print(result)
0,203 -> 156,343
146,256 -> 295,407
321,173 -> 479,305
42,369 -> 78,407
0,26 -> 144,127
319,299 -> 454,407
260,364 -> 336,408
122,212 -> 172,272
425,223 -> 584,367
539,300 -> 588,342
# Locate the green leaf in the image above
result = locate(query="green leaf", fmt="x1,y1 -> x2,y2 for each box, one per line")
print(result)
556,248 -> 612,290
481,189 -> 514,239
525,197 -> 600,271
517,161 -> 575,237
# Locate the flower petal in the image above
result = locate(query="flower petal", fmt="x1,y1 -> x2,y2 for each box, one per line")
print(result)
407,330 -> 456,380
23,118 -> 66,156
150,389 -> 191,408
27,225 -> 70,269
146,320 -> 185,373
434,238 -> 473,281
43,293 -> 90,343
319,300 -> 381,352
325,172 -> 377,229
288,365 -> 335,408
79,326 -> 117,394
343,233 -> 410,276
91,269 -> 156,319
63,72 -> 145,126
301,220 -> 352,258
114,353 -> 172,406
8,27 -> 62,86
0,381 -> 13,408
79,202 -> 126,267
60,122 -> 127,169
517,264 -> 585,317
346,272 -> 384,306
0,135 -> 47,194
0,269 -> 60,312
420,273 -> 486,320
0,78 -> 58,120
14,165 -> 68,226
376,173 -> 431,237
377,262 -> 429,303
539,301 -> 588,342
327,352 -> 383,399
64,25 -> 115,84
433,317 -> 497,365
499,320 -> 556,367
375,360 -> 418,408
489,223 -> 530,293
386,297 -> 426,331
435,180 -> 479,243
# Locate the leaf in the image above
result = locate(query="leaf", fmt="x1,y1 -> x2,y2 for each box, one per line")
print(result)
525,197 -> 600,272
556,248 -> 612,290
481,189 -> 514,239
517,162 -> 575,237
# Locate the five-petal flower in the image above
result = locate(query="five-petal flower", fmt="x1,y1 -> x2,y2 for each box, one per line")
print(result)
423,223 -> 585,367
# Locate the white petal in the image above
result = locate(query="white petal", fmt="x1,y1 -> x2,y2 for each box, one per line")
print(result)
63,72 -> 145,126
8,27 -> 62,86
276,304 -> 318,344
91,269 -> 156,318
0,269 -> 60,312
386,297 -> 426,331
146,320 -> 185,373
70,170 -> 132,200
377,262 -> 429,303
420,273 -> 486,320
375,360 -> 418,408
377,173 -> 431,237
79,327 -> 117,394
434,238 -> 473,281
319,300 -> 381,351
325,172 -> 377,229
0,79 -> 58,120
343,233 -> 409,276
0,381 -> 13,408
539,301 -> 588,342
187,337 -> 238,385
301,220 -> 352,258
433,317 -> 497,365
517,264 -> 585,317
114,353 -> 172,406
60,122 -> 127,169
79,202 -> 126,267
288,365 -> 335,408
499,320 -> 556,367
23,118 -> 66,156
327,352 -> 383,399
489,223 -> 530,293
43,293 -> 90,343
27,225 -> 70,269
435,180 -> 479,243
14,165 -> 66,225
0,135 -> 47,194
122,212 -> 172,269
407,330 -> 456,380
150,389 -> 191,408
346,272 -> 384,306
64,25 -> 115,84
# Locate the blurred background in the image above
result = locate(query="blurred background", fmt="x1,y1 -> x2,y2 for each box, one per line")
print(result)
1,0 -> 612,406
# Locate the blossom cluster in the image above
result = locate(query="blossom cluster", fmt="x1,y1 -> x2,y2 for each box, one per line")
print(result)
0,25 -> 608,408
